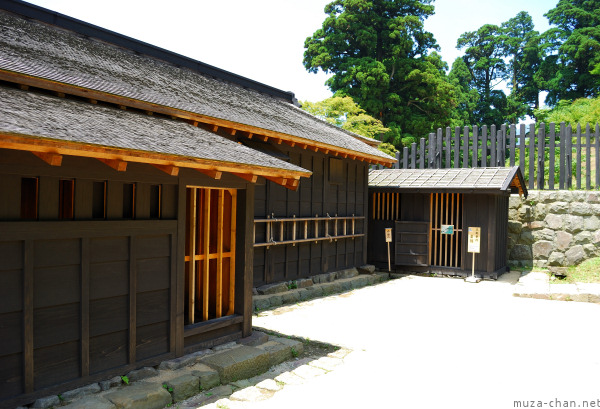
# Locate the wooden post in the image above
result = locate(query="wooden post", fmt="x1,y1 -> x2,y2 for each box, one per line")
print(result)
529,124 -> 535,190
403,147 -> 409,169
490,125 -> 497,169
586,124 -> 591,190
188,189 -> 196,323
509,124 -> 516,167
202,189 -> 210,321
429,133 -> 435,168
559,122 -> 566,189
419,138 -> 425,169
595,124 -> 600,189
410,143 -> 416,169
216,190 -> 224,318
472,125 -> 478,168
566,125 -> 573,189
454,127 -> 460,168
576,124 -> 582,189
437,128 -> 443,168
228,190 -> 237,316
463,126 -> 469,168
482,125 -> 488,167
519,124 -> 526,174
549,123 -> 555,190
445,127 -> 451,168
537,124 -> 545,189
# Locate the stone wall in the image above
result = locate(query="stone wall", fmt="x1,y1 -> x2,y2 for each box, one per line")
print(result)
507,190 -> 600,270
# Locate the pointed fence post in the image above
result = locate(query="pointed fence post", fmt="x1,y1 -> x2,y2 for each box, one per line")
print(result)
548,123 -> 555,190
482,125 -> 488,167
454,127 -> 460,168
537,123 -> 545,189
528,123 -> 535,190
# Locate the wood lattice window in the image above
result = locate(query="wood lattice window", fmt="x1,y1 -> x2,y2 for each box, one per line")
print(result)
429,193 -> 463,268
185,187 -> 237,325
371,192 -> 400,221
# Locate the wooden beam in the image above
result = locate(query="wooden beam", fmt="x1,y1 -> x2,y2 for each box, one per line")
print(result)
247,133 -> 253,139
197,169 -> 222,180
283,140 -> 296,148
98,158 -> 127,171
0,69 -> 396,166
233,173 -> 258,183
262,136 -> 269,142
32,151 -> 62,166
1,133 -> 312,180
264,176 -> 288,186
276,138 -> 282,144
227,129 -> 237,136
211,125 -> 219,132
152,164 -> 179,176
202,189 -> 211,321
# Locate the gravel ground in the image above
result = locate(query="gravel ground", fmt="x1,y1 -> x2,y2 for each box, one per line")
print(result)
234,272 -> 600,409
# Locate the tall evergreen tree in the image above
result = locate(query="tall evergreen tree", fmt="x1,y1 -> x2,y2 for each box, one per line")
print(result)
541,0 -> 600,105
303,0 -> 458,146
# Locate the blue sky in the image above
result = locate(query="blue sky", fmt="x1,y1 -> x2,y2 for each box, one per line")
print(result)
25,0 -> 555,103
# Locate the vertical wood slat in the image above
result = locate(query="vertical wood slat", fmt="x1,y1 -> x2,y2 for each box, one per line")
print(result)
576,124 -> 582,189
216,190 -> 224,318
428,193 -> 433,266
228,190 -> 237,316
455,194 -> 460,267
187,189 -> 196,323
202,190 -> 210,322
481,125 -> 488,167
428,133 -> 435,168
472,126 -> 478,167
462,126 -> 469,168
537,124 -> 545,189
394,151 -> 400,169
419,138 -> 425,169
410,143 -> 416,169
596,124 -> 600,188
24,239 -> 34,394
549,123 -> 555,190
566,125 -> 573,188
519,124 -> 526,174
81,238 -> 90,377
559,123 -> 566,189
445,127 -> 451,168
444,193 -> 449,266
449,193 -> 454,267
403,147 -> 408,169
436,128 -> 443,168
586,124 -> 591,190
490,125 -> 497,169
509,124 -> 516,167
500,124 -> 507,166
433,193 -> 438,265
129,235 -> 137,365
529,124 -> 535,190
454,127 -> 460,168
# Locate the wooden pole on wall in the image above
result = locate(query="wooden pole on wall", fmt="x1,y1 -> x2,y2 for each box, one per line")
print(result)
188,189 -> 196,323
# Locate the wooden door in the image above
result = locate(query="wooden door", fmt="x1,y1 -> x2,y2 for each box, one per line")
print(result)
429,193 -> 463,268
184,187 -> 237,325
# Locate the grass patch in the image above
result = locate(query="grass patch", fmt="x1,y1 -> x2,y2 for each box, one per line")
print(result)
563,257 -> 600,284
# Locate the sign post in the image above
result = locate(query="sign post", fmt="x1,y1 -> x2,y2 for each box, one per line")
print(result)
385,228 -> 392,272
466,227 -> 481,283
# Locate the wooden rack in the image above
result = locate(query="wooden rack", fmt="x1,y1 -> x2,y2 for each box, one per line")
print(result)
254,214 -> 364,248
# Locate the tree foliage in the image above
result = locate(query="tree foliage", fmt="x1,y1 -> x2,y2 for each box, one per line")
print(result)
534,96 -> 600,125
540,0 -> 600,105
303,0 -> 458,146
300,95 -> 397,156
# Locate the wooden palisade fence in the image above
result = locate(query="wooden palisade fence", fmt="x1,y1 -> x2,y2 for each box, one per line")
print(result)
376,123 -> 600,190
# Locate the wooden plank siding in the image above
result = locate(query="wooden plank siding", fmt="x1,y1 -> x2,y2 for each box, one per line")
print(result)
252,146 -> 368,287
0,151 -> 254,407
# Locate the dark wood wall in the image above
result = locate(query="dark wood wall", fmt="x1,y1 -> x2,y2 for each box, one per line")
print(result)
0,149 -> 253,407
253,146 -> 368,286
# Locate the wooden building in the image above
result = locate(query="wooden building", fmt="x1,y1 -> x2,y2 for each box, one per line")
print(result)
368,167 -> 527,279
0,2 -> 393,406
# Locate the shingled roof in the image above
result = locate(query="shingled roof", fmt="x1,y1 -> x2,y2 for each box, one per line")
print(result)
369,167 -> 527,197
0,84 -> 311,182
0,2 -> 394,166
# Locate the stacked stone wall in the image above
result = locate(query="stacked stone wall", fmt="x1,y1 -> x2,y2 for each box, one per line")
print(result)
507,191 -> 600,269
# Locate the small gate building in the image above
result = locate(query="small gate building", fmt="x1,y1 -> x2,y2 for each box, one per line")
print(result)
367,167 -> 527,279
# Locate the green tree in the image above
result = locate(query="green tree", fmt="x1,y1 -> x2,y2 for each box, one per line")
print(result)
456,24 -> 508,125
300,95 -> 396,156
534,96 -> 600,125
501,11 -> 543,120
303,0 -> 458,147
540,0 -> 600,105
448,57 -> 479,126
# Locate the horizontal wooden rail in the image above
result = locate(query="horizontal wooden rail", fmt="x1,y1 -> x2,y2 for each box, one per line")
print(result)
253,214 -> 365,248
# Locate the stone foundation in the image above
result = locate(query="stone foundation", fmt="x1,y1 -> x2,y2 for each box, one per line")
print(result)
508,191 -> 600,269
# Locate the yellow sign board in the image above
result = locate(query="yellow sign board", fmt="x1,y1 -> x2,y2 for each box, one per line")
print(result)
385,228 -> 393,243
467,227 -> 481,253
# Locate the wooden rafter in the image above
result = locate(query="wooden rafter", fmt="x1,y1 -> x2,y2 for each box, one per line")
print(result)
32,151 -> 62,166
98,158 -> 127,171
0,69 -> 396,165
152,164 -> 179,176
1,133 -> 311,181
233,173 -> 258,183
197,169 -> 222,180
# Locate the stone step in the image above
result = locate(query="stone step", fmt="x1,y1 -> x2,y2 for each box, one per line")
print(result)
200,345 -> 271,384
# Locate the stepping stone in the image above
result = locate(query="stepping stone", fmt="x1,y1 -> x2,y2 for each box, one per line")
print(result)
229,386 -> 274,402
256,341 -> 292,366
293,364 -> 327,379
274,371 -> 305,386
105,382 -> 172,409
164,374 -> 200,402
237,331 -> 269,347
59,396 -> 116,409
270,336 -> 304,356
255,379 -> 282,392
308,356 -> 343,371
201,346 -> 270,384
191,363 -> 220,390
